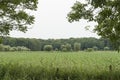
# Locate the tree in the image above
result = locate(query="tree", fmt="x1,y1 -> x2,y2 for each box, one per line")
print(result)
61,44 -> 72,52
3,45 -> 11,51
61,45 -> 67,52
67,0 -> 120,52
93,46 -> 98,51
66,43 -> 72,51
104,46 -> 110,51
0,0 -> 38,36
43,45 -> 53,51
74,42 -> 81,51
85,48 -> 94,52
0,44 -> 4,51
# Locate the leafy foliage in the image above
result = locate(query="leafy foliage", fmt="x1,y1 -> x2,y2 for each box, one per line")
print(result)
2,37 -> 113,51
67,0 -> 120,51
85,48 -> 94,52
0,0 -> 38,35
66,43 -> 72,51
61,45 -> 67,52
0,44 -> 30,51
74,42 -> 81,51
104,46 -> 110,51
93,46 -> 98,51
61,44 -> 72,52
43,45 -> 53,51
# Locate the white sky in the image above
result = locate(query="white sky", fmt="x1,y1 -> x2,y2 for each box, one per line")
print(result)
10,0 -> 99,39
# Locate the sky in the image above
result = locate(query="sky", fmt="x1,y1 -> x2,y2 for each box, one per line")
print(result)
10,0 -> 99,39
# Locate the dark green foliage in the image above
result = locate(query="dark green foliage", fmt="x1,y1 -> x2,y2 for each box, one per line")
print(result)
85,48 -> 94,52
55,48 -> 58,51
67,0 -> 120,51
61,44 -> 72,52
0,0 -> 38,35
61,45 -> 67,52
3,45 -> 10,51
43,45 -> 53,51
104,47 -> 110,51
93,46 -> 98,51
2,37 -> 114,51
0,44 -> 4,51
66,43 -> 72,51
74,42 -> 81,51
0,44 -> 30,51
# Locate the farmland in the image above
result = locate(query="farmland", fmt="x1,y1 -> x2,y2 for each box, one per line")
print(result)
0,51 -> 120,80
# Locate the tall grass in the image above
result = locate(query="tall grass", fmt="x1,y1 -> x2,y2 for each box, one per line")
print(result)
0,51 -> 119,80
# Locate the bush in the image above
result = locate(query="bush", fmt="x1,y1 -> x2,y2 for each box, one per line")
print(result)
55,48 -> 58,51
61,44 -> 72,52
93,46 -> 98,51
0,44 -> 4,51
3,45 -> 11,51
16,46 -> 30,51
66,43 -> 72,51
43,45 -> 53,51
62,48 -> 67,52
85,48 -> 94,52
104,47 -> 109,51
10,47 -> 16,51
61,45 -> 66,51
74,42 -> 81,51
0,44 -> 31,51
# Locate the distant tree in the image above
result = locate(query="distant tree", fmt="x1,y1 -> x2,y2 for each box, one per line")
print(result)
0,44 -> 4,51
16,46 -> 22,51
0,0 -> 38,36
61,45 -> 67,52
2,37 -> 115,51
80,38 -> 99,50
43,45 -> 53,51
55,48 -> 58,51
3,45 -> 11,51
66,43 -> 72,51
93,46 -> 98,51
74,42 -> 81,51
16,46 -> 30,51
104,47 -> 109,51
85,48 -> 94,52
10,47 -> 17,51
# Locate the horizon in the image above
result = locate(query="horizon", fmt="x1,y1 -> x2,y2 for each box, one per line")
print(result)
5,36 -> 100,40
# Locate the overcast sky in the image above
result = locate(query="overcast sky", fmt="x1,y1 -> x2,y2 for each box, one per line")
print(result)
10,0 -> 99,39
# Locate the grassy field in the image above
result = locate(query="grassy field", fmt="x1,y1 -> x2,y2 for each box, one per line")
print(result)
0,51 -> 120,80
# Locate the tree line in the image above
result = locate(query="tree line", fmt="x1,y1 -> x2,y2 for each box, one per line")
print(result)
1,37 -> 114,51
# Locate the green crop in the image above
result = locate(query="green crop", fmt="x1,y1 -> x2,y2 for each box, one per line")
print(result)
0,51 -> 119,80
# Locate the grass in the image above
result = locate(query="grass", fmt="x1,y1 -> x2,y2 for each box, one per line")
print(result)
0,51 -> 120,80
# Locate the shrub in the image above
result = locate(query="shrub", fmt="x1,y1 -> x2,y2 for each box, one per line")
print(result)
104,47 -> 109,51
0,44 -> 4,51
16,46 -> 30,51
0,44 -> 30,51
66,43 -> 72,51
61,45 -> 65,51
62,48 -> 67,52
85,48 -> 94,52
43,45 -> 53,51
55,48 -> 58,51
3,45 -> 11,51
61,44 -> 72,52
93,46 -> 98,51
74,42 -> 81,51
